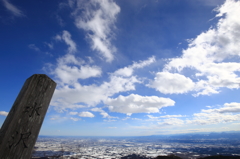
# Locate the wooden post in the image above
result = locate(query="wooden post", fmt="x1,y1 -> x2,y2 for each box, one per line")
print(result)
0,74 -> 56,159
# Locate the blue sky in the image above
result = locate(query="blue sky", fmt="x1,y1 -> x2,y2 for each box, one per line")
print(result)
1,0 -> 240,136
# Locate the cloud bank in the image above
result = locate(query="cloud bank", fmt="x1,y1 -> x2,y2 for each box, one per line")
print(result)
148,72 -> 195,94
149,0 -> 240,96
106,94 -> 175,115
51,57 -> 155,112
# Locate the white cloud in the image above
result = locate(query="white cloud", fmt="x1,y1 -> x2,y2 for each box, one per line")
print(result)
51,58 -> 154,111
193,80 -> 220,96
106,94 -> 175,114
28,44 -> 40,52
52,74 -> 139,110
56,14 -> 65,27
2,0 -> 24,17
51,31 -> 102,86
187,113 -> 240,125
148,72 -> 195,94
202,102 -> 240,113
51,35 -> 157,112
57,53 -> 83,66
149,0 -> 240,96
146,114 -> 185,121
122,116 -> 130,120
70,117 -> 81,121
69,0 -> 120,62
144,102 -> 240,127
45,42 -> 54,49
187,102 -> 240,125
50,54 -> 156,112
193,62 -> 240,96
55,30 -> 77,54
131,118 -> 142,120
78,111 -> 94,117
147,115 -> 160,120
50,115 -> 68,122
69,111 -> 78,115
104,119 -> 117,122
55,59 -> 102,84
158,118 -> 184,126
113,56 -> 155,77
91,108 -> 117,119
113,67 -> 133,77
159,115 -> 186,118
0,111 -> 8,116
50,98 -> 86,113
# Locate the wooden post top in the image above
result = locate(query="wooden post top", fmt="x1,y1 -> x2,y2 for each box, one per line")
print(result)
0,74 -> 56,159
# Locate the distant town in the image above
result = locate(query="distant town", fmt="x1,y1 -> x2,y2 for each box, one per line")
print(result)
32,131 -> 240,159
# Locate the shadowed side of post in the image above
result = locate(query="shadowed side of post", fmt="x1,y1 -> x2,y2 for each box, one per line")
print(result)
0,74 -> 56,159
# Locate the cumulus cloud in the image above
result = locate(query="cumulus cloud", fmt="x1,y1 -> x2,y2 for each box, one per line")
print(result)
50,35 -> 159,112
55,57 -> 102,84
148,72 -> 195,94
202,102 -> 240,113
52,74 -> 139,110
149,0 -> 240,96
114,56 -> 155,77
187,102 -> 240,125
145,102 -> 240,126
106,94 -> 175,114
51,31 -> 102,86
69,0 -> 120,62
78,111 -> 95,117
91,108 -> 117,119
187,113 -> 240,125
2,0 -> 24,17
51,58 -> 157,111
50,98 -> 86,113
0,111 -> 8,116
158,118 -> 184,126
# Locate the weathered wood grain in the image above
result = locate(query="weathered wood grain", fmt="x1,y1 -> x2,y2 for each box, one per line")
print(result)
0,74 -> 56,159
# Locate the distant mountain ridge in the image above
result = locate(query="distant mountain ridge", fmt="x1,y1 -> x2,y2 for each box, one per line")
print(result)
148,131 -> 240,140
39,131 -> 240,139
120,154 -> 240,159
